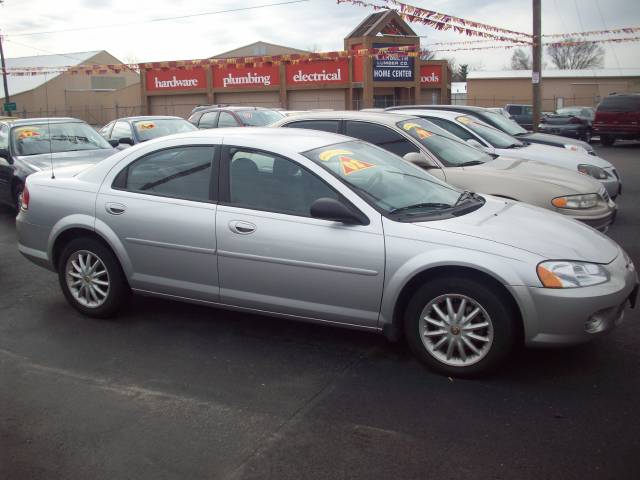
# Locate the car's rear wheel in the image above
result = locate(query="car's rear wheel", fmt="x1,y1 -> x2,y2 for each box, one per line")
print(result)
58,237 -> 129,318
12,182 -> 23,213
600,134 -> 615,146
404,276 -> 517,377
583,129 -> 592,143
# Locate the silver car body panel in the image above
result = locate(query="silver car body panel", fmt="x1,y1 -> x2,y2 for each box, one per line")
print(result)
16,128 -> 638,347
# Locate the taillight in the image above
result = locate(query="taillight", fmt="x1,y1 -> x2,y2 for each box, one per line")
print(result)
21,185 -> 30,210
569,117 -> 584,124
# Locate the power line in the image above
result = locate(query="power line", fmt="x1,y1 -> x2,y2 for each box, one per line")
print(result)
594,0 -> 622,72
7,0 -> 310,37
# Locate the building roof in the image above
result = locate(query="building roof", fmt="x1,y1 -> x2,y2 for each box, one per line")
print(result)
467,68 -> 640,80
210,41 -> 308,59
1,51 -> 102,99
346,9 -> 416,38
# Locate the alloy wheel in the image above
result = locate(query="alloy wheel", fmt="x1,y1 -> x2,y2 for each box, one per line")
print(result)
65,250 -> 110,308
419,294 -> 494,367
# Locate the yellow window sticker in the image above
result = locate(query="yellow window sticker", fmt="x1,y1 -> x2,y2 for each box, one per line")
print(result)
403,122 -> 433,139
15,128 -> 42,140
138,122 -> 156,129
457,116 -> 473,125
319,149 -> 353,162
340,156 -> 375,176
402,122 -> 421,131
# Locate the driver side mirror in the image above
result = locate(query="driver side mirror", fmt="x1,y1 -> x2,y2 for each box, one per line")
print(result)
108,139 -> 119,148
403,152 -> 438,170
118,137 -> 134,146
310,198 -> 368,225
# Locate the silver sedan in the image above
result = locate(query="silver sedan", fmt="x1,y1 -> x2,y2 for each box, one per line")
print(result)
16,128 -> 639,377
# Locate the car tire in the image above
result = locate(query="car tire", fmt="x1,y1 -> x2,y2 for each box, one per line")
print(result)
583,129 -> 592,143
600,135 -> 615,146
404,275 -> 517,377
58,237 -> 129,318
12,182 -> 23,213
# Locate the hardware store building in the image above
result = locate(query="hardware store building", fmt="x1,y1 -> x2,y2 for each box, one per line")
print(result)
141,10 -> 451,117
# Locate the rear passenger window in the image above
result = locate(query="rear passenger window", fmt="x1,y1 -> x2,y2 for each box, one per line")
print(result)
507,106 -> 522,115
285,120 -> 340,133
199,112 -> 218,129
228,148 -> 338,217
344,121 -> 419,157
116,146 -> 215,202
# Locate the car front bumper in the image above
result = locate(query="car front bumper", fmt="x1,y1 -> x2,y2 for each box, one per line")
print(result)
512,251 -> 638,347
557,199 -> 617,232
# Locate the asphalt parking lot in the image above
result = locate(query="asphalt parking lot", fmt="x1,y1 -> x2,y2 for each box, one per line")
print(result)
1,142 -> 639,480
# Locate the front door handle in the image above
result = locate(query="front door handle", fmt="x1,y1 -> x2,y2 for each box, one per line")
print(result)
229,220 -> 256,235
105,202 -> 126,215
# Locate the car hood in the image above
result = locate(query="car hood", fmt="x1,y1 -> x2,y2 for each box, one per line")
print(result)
495,142 -> 611,170
17,148 -> 116,171
519,132 -> 592,151
413,196 -> 619,263
473,156 -> 602,193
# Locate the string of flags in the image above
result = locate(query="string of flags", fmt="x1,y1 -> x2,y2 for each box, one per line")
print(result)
0,45 -> 420,76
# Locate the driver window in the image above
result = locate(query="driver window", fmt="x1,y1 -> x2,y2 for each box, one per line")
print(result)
228,148 -> 338,217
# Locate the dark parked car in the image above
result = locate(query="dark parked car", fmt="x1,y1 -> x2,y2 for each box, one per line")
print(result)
99,116 -> 197,149
386,105 -> 595,154
593,93 -> 640,146
0,117 -> 116,210
505,104 -> 533,130
539,107 -> 595,142
187,106 -> 284,129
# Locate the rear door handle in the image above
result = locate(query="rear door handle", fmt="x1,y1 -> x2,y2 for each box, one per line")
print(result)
229,220 -> 256,235
105,202 -> 126,215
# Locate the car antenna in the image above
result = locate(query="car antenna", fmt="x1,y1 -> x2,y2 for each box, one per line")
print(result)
43,71 -> 55,179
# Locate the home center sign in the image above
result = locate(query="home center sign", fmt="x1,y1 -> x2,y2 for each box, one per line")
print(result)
373,44 -> 414,82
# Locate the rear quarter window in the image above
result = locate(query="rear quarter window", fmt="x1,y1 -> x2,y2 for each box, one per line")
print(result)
597,96 -> 640,113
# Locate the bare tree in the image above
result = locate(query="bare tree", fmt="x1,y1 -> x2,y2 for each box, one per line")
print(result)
546,39 -> 604,69
510,48 -> 532,70
420,49 -> 435,61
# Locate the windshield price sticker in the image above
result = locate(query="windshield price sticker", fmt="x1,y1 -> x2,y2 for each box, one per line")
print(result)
457,116 -> 473,125
319,149 -> 354,161
403,122 -> 433,139
138,122 -> 156,129
340,157 -> 375,176
16,128 -> 42,140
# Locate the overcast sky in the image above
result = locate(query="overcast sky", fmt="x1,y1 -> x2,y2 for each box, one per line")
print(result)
1,0 -> 639,71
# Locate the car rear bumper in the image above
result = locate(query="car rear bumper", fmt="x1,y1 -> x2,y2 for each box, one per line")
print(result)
593,127 -> 640,139
513,252 -> 638,347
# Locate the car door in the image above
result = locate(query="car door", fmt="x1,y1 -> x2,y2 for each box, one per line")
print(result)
96,143 -> 220,302
215,145 -> 385,328
342,120 -> 448,182
0,124 -> 13,204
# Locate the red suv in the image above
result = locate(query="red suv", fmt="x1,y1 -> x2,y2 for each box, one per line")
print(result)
593,93 -> 640,146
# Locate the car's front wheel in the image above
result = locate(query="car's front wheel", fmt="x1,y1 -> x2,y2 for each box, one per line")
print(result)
58,237 -> 129,318
404,275 -> 517,377
583,129 -> 592,143
600,134 -> 615,146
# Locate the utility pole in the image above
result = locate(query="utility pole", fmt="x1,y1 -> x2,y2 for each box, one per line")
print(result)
532,0 -> 541,131
0,31 -> 11,117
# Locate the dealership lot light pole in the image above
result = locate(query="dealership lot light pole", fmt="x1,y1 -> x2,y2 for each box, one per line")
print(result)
532,0 -> 541,131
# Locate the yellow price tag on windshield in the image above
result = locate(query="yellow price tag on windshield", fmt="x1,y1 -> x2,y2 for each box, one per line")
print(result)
139,122 -> 156,129
340,156 -> 375,176
16,128 -> 42,140
457,116 -> 473,125
319,149 -> 353,161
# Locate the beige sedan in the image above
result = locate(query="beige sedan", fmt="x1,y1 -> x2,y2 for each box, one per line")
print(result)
272,111 -> 616,231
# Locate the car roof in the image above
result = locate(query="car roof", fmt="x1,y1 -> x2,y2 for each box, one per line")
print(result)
391,109 -> 467,121
275,110 -> 419,126
388,105 -> 488,114
114,115 -> 185,122
1,117 -> 85,127
196,106 -> 278,113
149,126 -> 355,154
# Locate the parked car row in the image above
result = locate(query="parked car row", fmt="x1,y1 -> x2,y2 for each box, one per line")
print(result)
4,103 -> 638,378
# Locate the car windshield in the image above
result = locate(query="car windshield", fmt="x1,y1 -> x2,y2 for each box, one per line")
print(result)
456,116 -> 524,149
237,110 -> 284,126
304,140 -> 471,219
482,111 -> 527,136
12,122 -> 112,156
397,119 -> 493,167
133,119 -> 197,141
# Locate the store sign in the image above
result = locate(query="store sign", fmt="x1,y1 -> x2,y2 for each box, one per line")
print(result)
373,43 -> 414,82
213,65 -> 280,89
285,59 -> 349,85
420,65 -> 442,86
146,68 -> 207,91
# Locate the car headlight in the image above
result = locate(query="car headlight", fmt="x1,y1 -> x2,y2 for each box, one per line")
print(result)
551,193 -> 599,209
537,261 -> 609,288
578,164 -> 610,180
